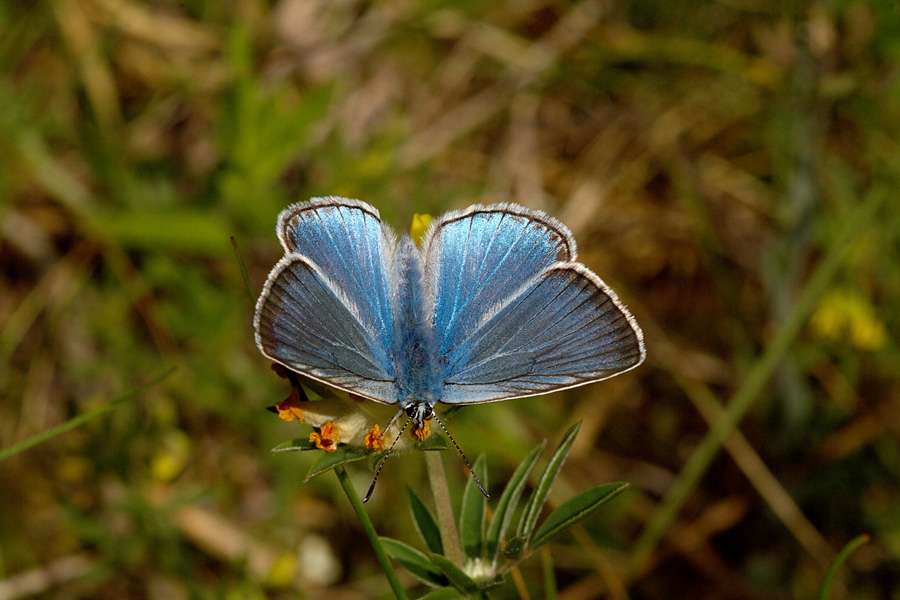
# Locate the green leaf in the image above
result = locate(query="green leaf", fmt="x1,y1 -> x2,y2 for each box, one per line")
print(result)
428,554 -> 479,595
380,537 -> 449,587
516,422 -> 581,544
485,441 -> 545,561
304,447 -> 370,479
531,482 -> 629,549
416,588 -> 465,600
408,487 -> 443,555
417,434 -> 449,451
271,438 -> 318,453
459,454 -> 488,560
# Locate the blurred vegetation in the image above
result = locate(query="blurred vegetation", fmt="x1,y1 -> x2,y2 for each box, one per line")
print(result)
1,0 -> 898,599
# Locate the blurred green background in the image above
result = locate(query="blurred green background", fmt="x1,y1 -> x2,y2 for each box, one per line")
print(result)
1,0 -> 898,598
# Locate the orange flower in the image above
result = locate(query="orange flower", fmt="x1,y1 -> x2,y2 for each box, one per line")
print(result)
310,422 -> 339,452
411,420 -> 430,442
275,387 -> 304,422
365,425 -> 387,451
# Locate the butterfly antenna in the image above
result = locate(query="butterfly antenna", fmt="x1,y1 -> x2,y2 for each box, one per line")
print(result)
431,412 -> 489,500
378,409 -> 404,440
364,411 -> 412,503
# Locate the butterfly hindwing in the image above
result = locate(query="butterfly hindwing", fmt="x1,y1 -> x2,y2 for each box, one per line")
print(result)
255,254 -> 397,402
440,263 -> 643,404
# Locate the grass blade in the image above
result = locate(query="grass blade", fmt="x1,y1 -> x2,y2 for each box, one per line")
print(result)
416,588 -> 464,600
0,368 -> 174,463
630,187 -> 887,571
818,534 -> 869,600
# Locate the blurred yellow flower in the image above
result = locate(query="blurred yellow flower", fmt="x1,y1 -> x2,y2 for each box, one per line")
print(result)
410,213 -> 433,244
151,430 -> 192,481
810,290 -> 887,350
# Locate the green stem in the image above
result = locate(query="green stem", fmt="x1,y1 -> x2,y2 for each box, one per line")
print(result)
425,450 -> 464,566
630,188 -> 886,573
334,465 -> 409,600
818,534 -> 869,600
0,368 -> 175,463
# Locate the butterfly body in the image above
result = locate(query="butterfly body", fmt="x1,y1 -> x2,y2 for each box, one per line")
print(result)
392,235 -> 440,418
255,197 -> 644,438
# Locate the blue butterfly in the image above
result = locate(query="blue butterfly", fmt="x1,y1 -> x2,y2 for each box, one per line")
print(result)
255,198 -> 644,495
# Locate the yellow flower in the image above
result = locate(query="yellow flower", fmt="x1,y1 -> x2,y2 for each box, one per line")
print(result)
275,387 -> 304,422
810,290 -> 887,351
310,422 -> 339,452
365,425 -> 387,451
412,420 -> 430,442
268,363 -> 429,452
410,213 -> 433,244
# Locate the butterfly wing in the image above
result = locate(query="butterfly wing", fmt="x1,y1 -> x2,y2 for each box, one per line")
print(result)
255,198 -> 398,403
423,205 -> 644,405
421,204 -> 575,361
276,197 -> 396,340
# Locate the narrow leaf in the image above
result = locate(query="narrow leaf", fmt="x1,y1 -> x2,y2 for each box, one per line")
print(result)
459,454 -> 488,560
818,534 -> 870,600
428,554 -> 479,595
416,588 -> 464,600
417,434 -> 449,451
380,537 -> 449,587
531,482 -> 629,549
408,487 -> 443,554
485,441 -> 545,561
304,447 -> 370,479
516,422 -> 581,543
271,438 -> 318,453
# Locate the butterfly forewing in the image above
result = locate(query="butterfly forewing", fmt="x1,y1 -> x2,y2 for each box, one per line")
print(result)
277,198 -> 396,342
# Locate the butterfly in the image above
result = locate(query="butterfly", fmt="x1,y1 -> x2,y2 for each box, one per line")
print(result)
254,198 -> 644,497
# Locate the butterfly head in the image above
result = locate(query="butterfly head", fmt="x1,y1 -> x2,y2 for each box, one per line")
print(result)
406,402 -> 433,440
